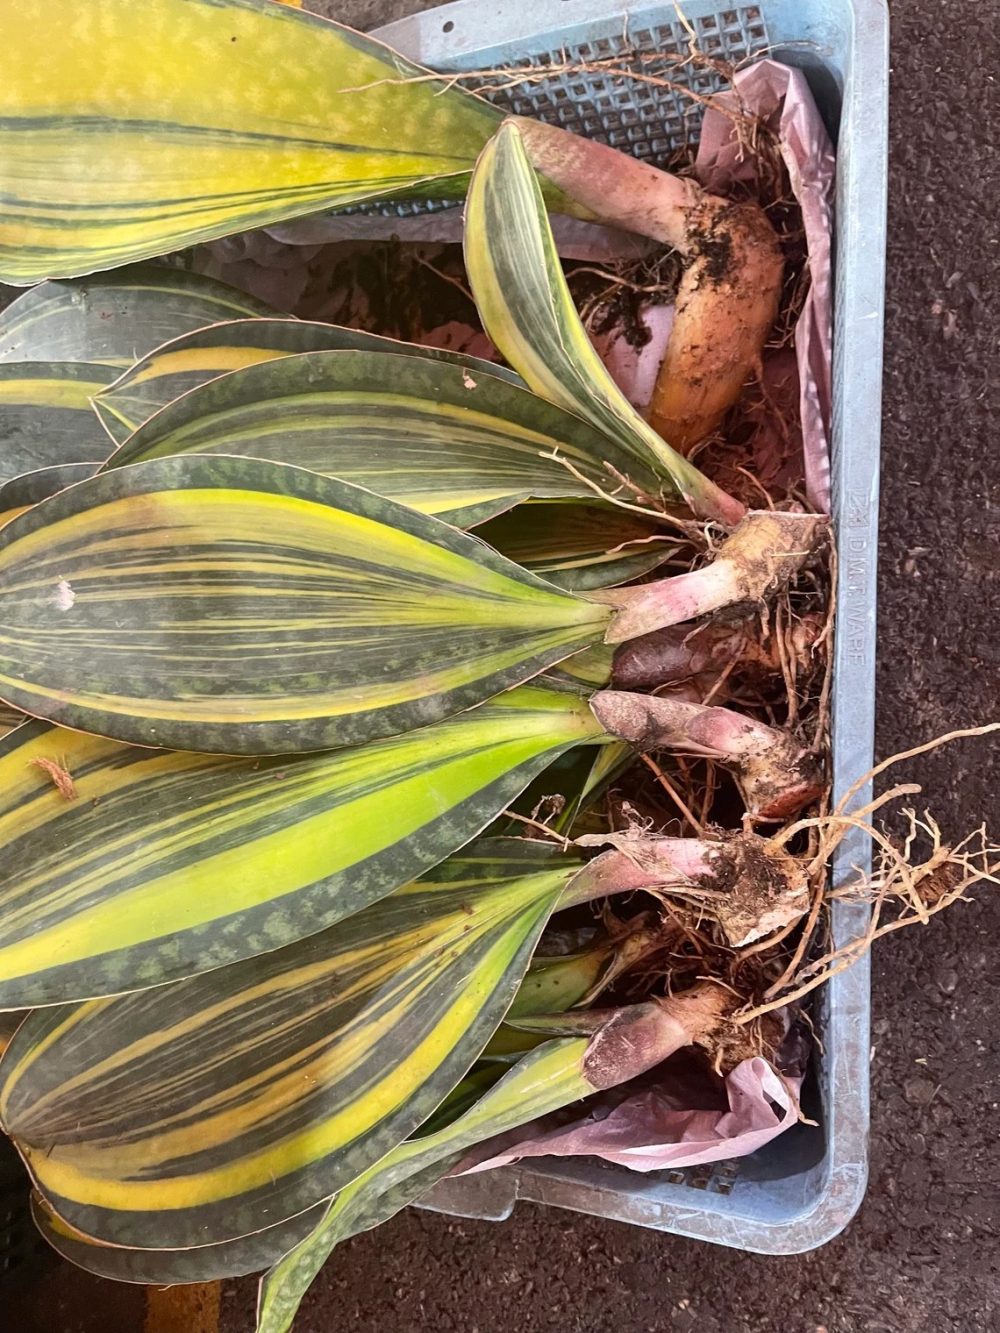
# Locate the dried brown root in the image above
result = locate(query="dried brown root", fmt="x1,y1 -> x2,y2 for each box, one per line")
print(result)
595,511 -> 829,641
730,722 -> 1000,1025
565,829 -> 809,948
737,815 -> 1000,1026
509,115 -> 784,454
589,689 -> 824,820
28,757 -> 77,800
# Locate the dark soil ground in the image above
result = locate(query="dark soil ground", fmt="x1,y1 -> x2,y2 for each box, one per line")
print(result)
5,1 -> 999,1330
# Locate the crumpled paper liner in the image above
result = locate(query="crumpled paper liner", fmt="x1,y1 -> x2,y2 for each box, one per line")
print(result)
696,59 -> 835,511
455,1054 -> 801,1177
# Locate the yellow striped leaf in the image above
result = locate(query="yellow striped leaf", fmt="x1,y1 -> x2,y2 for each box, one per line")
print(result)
0,363 -> 116,485
255,988 -> 698,1333
31,1192 -> 323,1286
464,123 -> 743,526
556,741 -> 635,835
27,988 -> 676,1297
94,318 -> 524,445
27,947 -> 596,1286
27,1040 -> 586,1297
476,501 -> 676,591
255,1038 -> 593,1333
0,455 -> 612,752
480,942 -> 613,1060
0,266 -> 275,368
0,689 -> 605,1005
102,349 -> 661,526
0,0 -> 504,283
541,644 -> 616,691
0,463 -> 101,530
0,841 -> 578,1249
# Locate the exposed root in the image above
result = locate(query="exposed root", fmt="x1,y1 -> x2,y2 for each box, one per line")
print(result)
728,724 -> 1000,1026
590,688 -> 824,819
341,53 -> 751,132
736,815 -> 1000,1025
645,194 -> 784,449
637,752 -> 706,835
597,510 -> 829,641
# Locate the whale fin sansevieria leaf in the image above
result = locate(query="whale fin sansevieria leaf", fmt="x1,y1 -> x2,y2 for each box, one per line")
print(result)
101,347 -> 662,527
0,265 -> 276,367
0,841 -> 578,1249
0,0 -> 505,284
0,690 -> 606,1006
0,455 -> 612,753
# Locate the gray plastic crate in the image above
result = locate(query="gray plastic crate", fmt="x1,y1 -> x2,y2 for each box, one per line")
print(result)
375,0 -> 888,1253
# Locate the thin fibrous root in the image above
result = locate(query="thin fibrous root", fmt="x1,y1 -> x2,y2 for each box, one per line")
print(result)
732,722 -> 1000,1022
736,815 -> 1000,1025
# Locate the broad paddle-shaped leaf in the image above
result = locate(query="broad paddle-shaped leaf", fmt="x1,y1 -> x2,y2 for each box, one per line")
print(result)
26,952 -> 603,1286
31,1192 -> 322,1286
102,348 -> 662,526
256,1039 -> 602,1333
0,0 -> 505,283
253,1040 -> 593,1333
0,464 -> 101,529
0,842 -> 581,1248
464,122 -> 744,526
0,691 -> 605,1005
93,318 -> 524,445
0,266 -> 276,366
0,455 -> 611,752
257,983 -> 729,1333
0,364 -> 116,485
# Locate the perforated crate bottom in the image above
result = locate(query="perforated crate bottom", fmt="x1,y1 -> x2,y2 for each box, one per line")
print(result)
340,4 -> 769,216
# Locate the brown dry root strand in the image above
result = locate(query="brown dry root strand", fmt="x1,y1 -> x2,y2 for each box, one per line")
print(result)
0,1011 -> 26,1058
510,116 -> 784,451
611,610 -> 825,693
0,702 -> 25,740
729,723 -> 1000,1024
596,511 -> 829,642
736,815 -> 1000,1026
581,913 -> 681,1005
565,830 -> 809,948
590,688 -> 823,820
